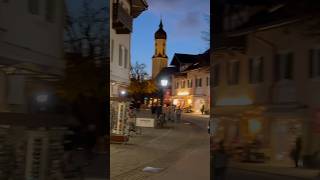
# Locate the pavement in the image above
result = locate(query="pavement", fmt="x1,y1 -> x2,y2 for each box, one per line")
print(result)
228,162 -> 320,180
110,112 -> 210,180
67,150 -> 109,180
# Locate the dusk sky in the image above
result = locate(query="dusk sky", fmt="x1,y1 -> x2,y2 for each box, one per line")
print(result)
131,0 -> 210,75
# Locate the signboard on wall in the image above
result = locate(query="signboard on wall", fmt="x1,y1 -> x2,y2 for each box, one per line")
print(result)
136,118 -> 155,128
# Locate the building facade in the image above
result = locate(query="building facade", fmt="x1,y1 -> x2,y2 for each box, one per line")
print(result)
211,1 -> 320,166
152,20 -> 168,79
0,0 -> 65,113
110,0 -> 147,135
171,51 -> 210,113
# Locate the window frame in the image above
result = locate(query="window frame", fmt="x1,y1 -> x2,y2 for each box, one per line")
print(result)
227,60 -> 240,85
249,56 -> 264,84
213,64 -> 220,87
28,0 -> 40,15
309,48 -> 320,79
274,51 -> 294,82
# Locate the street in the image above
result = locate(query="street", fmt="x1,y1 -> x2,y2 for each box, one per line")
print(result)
110,112 -> 210,180
225,168 -> 306,180
110,112 -> 319,180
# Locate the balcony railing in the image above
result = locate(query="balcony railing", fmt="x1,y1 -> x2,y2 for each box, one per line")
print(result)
113,3 -> 133,34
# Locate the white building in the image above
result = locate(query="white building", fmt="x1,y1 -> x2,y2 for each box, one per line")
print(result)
171,51 -> 210,113
0,0 -> 65,113
110,0 -> 148,135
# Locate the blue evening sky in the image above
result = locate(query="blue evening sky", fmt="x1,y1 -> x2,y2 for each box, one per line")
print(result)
131,0 -> 210,75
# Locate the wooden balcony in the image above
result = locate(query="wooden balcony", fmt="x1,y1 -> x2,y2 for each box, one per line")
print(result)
113,3 -> 133,34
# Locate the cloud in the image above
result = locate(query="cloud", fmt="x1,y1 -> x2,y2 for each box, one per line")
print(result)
146,0 -> 209,39
179,11 -> 201,27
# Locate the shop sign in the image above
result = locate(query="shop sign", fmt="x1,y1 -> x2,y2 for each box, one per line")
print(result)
136,118 -> 155,128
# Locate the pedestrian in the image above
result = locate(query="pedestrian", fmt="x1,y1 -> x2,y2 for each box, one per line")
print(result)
290,136 -> 302,168
213,140 -> 228,180
201,104 -> 205,115
151,105 -> 155,114
176,107 -> 182,123
128,108 -> 136,135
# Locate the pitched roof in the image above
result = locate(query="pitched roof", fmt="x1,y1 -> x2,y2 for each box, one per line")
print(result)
227,0 -> 319,35
183,50 -> 210,71
170,53 -> 198,66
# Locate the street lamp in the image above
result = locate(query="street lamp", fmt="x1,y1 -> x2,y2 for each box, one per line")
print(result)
161,79 -> 168,87
159,79 -> 168,110
120,90 -> 126,96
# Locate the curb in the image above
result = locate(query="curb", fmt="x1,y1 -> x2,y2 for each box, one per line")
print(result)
228,166 -> 317,180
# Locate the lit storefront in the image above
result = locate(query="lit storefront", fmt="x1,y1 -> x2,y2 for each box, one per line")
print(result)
212,103 -> 305,163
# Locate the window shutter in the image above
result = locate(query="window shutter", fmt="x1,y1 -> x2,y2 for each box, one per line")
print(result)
227,62 -> 231,84
309,49 -> 314,78
249,58 -> 253,83
124,48 -> 128,68
119,45 -> 122,66
235,61 -> 240,84
286,52 -> 293,79
274,54 -> 280,81
111,40 -> 114,62
317,50 -> 320,77
259,57 -> 264,82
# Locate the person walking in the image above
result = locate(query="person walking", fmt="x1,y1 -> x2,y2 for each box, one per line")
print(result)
201,104 -> 205,115
176,107 -> 182,123
128,108 -> 136,135
213,140 -> 228,180
290,136 -> 302,168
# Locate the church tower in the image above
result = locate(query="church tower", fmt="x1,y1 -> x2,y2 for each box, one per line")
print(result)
152,19 -> 168,79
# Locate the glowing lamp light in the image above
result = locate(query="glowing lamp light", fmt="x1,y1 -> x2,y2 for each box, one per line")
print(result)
173,99 -> 179,105
120,90 -> 126,95
216,96 -> 252,106
160,79 -> 168,87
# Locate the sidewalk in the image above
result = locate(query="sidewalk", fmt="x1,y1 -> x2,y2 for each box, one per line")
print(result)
183,112 -> 210,118
68,150 -> 108,180
110,117 -> 208,180
229,161 -> 320,179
